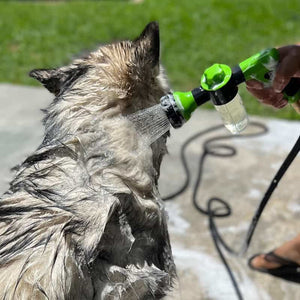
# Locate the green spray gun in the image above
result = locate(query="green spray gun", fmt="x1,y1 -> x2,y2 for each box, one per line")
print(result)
160,48 -> 300,134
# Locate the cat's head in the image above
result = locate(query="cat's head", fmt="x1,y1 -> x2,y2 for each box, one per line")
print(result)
30,22 -> 170,117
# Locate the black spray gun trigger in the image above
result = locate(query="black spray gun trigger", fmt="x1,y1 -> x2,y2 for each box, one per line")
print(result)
264,71 -> 272,80
282,78 -> 300,102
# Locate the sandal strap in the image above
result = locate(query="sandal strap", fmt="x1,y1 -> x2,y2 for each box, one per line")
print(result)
264,251 -> 300,267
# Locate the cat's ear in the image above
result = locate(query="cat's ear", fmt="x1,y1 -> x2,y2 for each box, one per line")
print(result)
134,21 -> 160,67
29,65 -> 89,96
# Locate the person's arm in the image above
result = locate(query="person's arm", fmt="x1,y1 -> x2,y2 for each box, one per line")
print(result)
246,45 -> 300,113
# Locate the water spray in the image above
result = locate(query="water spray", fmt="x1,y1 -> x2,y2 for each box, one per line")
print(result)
160,48 -> 300,134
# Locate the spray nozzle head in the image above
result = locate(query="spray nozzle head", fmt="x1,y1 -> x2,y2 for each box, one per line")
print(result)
160,93 -> 185,128
160,89 -> 210,129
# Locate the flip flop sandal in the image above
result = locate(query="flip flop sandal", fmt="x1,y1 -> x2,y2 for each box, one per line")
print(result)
248,251 -> 300,283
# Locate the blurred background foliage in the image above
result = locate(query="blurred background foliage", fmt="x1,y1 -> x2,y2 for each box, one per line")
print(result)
0,0 -> 300,119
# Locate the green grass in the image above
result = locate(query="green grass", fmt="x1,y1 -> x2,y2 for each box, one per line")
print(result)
1,0 -> 300,120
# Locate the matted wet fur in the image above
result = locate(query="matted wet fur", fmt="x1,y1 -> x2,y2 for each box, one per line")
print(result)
0,22 -> 176,299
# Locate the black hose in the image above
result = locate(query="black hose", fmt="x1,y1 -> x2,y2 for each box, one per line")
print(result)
163,121 -> 300,300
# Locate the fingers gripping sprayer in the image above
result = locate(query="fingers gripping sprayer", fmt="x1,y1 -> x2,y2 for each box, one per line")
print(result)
160,48 -> 300,134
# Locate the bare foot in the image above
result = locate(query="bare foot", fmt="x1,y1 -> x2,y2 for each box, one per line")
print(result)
250,234 -> 300,270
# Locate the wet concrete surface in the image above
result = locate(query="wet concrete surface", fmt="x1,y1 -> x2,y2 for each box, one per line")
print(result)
0,84 -> 299,299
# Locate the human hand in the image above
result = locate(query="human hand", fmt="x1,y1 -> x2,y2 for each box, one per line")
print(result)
246,45 -> 300,109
